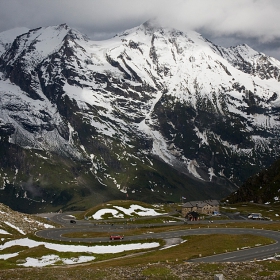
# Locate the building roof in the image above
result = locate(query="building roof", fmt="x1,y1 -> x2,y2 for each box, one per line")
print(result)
182,200 -> 219,208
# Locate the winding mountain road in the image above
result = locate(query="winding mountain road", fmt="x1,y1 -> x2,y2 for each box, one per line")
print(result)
36,213 -> 280,262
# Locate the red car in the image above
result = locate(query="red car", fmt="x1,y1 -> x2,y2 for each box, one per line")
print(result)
110,235 -> 124,240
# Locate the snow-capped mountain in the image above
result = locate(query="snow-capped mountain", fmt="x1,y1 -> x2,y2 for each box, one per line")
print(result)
0,20 -> 280,212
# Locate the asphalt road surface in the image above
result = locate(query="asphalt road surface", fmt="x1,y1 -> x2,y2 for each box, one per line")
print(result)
36,213 -> 280,262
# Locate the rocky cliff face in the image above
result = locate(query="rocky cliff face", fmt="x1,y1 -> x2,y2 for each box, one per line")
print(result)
0,20 -> 280,212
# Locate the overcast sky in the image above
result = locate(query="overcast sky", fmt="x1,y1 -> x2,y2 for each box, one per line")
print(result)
1,0 -> 280,59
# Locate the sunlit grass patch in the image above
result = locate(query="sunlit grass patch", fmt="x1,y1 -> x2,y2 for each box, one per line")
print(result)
90,234 -> 273,268
62,225 -> 178,238
258,260 -> 280,271
142,265 -> 179,279
0,245 -> 28,255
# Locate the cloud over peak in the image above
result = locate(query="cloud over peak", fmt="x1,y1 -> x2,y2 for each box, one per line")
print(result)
0,0 -> 280,58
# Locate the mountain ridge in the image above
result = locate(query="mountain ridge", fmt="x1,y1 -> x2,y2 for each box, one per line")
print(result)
0,20 -> 280,212
225,156 -> 280,204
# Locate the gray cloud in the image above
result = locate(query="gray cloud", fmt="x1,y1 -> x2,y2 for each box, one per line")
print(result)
0,0 -> 280,58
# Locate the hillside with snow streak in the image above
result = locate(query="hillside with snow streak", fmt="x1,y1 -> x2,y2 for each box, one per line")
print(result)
0,20 -> 280,211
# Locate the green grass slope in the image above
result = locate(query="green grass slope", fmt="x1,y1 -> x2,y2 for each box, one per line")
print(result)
224,157 -> 280,204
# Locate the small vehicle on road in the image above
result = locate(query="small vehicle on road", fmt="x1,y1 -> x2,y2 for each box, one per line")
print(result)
247,213 -> 262,220
110,235 -> 124,240
70,220 -> 76,224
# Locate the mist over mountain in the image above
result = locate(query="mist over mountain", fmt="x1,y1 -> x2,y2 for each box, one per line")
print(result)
0,20 -> 280,213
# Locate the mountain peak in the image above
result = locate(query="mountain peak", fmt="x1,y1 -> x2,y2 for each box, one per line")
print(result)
1,21 -> 280,211
140,18 -> 186,37
142,18 -> 162,31
57,23 -> 69,30
0,27 -> 29,55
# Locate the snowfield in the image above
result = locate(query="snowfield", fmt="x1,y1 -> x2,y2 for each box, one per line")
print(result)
21,255 -> 96,267
91,204 -> 166,220
0,238 -> 160,267
0,238 -> 160,254
4,222 -> 26,235
0,229 -> 11,235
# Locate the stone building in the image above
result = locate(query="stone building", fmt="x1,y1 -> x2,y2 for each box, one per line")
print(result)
182,200 -> 219,218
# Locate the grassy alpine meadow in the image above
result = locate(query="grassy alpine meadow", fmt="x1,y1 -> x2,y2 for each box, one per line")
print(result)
1,200 -> 280,279
89,234 -> 274,267
0,233 -> 277,280
221,202 -> 280,221
0,236 -> 164,270
77,199 -> 171,220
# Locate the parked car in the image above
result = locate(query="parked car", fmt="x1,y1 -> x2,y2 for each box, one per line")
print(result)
247,213 -> 262,220
70,219 -> 76,224
110,235 -> 124,240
